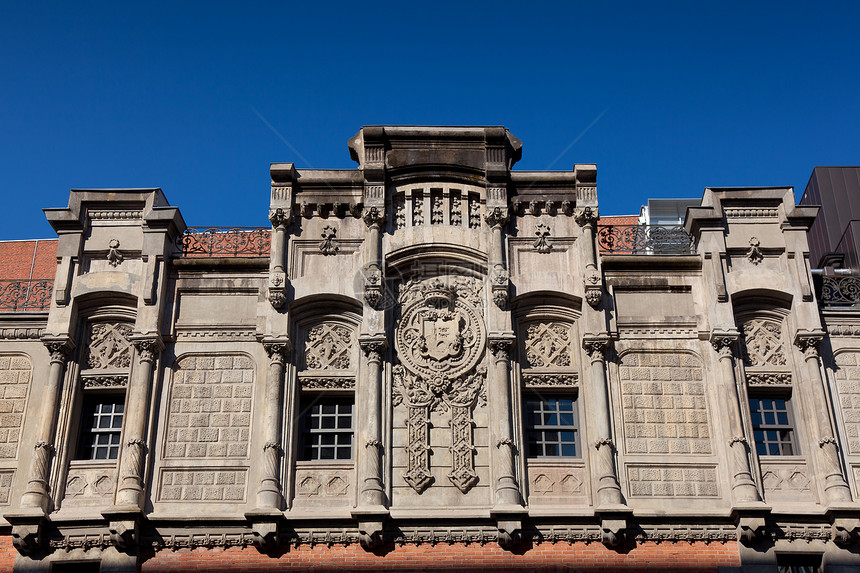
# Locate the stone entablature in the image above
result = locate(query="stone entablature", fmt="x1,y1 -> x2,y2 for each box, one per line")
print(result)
0,127 -> 857,571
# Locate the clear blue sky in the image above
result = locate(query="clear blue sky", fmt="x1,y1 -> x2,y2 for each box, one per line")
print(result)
2,1 -> 858,239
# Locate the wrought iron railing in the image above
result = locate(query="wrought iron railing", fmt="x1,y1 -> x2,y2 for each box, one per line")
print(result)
0,279 -> 54,311
176,227 -> 271,257
596,224 -> 694,255
820,275 -> 860,306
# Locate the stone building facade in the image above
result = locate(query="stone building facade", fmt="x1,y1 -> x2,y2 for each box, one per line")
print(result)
0,126 -> 857,571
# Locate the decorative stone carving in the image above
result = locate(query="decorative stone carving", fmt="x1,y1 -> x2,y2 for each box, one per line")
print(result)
484,206 -> 508,229
80,374 -> 128,389
268,207 -> 291,228
522,373 -> 578,388
268,272 -> 286,309
319,225 -> 339,255
86,323 -> 133,369
305,323 -> 352,370
394,197 -> 406,229
741,319 -> 787,366
710,333 -> 738,359
574,206 -> 599,228
450,193 -> 462,226
295,471 -> 351,497
299,376 -> 355,390
746,372 -> 792,386
363,268 -> 383,309
746,237 -> 763,265
393,276 -> 488,494
431,193 -> 444,225
362,206 -> 385,228
412,194 -> 424,226
490,268 -> 509,310
794,331 -> 823,359
533,223 -> 552,253
106,238 -> 123,267
524,322 -> 571,368
468,196 -> 481,228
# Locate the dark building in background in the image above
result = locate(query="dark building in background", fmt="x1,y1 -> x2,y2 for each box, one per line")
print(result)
800,167 -> 860,270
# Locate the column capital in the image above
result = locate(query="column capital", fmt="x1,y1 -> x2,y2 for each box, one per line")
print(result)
362,206 -> 386,229
574,206 -> 599,228
582,334 -> 611,361
794,329 -> 825,359
41,336 -> 74,365
262,338 -> 292,365
359,334 -> 388,363
488,333 -> 516,361
268,207 -> 292,228
484,206 -> 509,230
710,329 -> 740,359
130,336 -> 164,364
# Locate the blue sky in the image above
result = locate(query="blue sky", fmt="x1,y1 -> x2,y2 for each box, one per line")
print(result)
1,1 -> 858,239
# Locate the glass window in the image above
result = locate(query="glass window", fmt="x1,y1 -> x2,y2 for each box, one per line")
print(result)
525,396 -> 578,458
749,396 -> 796,456
299,396 -> 354,461
78,395 -> 124,460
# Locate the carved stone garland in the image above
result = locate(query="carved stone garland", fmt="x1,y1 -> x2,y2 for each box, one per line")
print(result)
393,277 -> 487,494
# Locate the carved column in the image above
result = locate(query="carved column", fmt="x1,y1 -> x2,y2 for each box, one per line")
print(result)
582,335 -> 624,506
576,207 -> 603,308
487,335 -> 521,506
484,206 -> 510,309
268,208 -> 290,308
362,207 -> 385,309
709,331 -> 762,503
358,335 -> 387,507
255,340 -> 290,509
20,338 -> 73,511
115,337 -> 163,508
795,331 -> 852,503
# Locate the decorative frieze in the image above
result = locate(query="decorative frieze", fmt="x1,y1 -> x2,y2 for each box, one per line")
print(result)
299,376 -> 355,390
80,374 -> 128,389
746,372 -> 791,386
522,373 -> 578,388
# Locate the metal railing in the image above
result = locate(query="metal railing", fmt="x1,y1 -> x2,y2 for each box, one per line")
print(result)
820,275 -> 860,306
176,227 -> 271,257
0,279 -> 54,311
596,224 -> 694,255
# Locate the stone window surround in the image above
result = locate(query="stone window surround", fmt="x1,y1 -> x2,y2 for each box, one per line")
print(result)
53,305 -> 138,506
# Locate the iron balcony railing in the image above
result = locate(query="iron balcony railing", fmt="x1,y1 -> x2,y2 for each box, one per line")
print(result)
0,279 -> 54,311
176,227 -> 271,257
596,224 -> 695,255
819,275 -> 860,307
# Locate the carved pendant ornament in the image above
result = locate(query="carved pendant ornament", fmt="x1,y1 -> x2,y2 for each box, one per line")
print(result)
393,277 -> 487,494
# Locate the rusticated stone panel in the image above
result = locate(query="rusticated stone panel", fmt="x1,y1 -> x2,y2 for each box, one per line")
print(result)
0,354 -> 31,459
0,469 -> 13,504
158,468 -> 247,502
833,351 -> 860,453
619,352 -> 712,455
165,354 -> 254,459
627,464 -> 718,497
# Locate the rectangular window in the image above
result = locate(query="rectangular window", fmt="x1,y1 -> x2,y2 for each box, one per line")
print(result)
299,396 -> 354,461
776,552 -> 821,572
749,396 -> 796,456
78,395 -> 124,460
525,396 -> 578,458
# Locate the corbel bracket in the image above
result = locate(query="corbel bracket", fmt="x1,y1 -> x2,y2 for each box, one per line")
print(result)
245,508 -> 283,550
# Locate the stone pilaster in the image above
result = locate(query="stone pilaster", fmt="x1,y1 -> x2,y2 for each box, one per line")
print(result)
794,330 -> 853,504
581,335 -> 623,507
357,335 -> 387,508
486,334 -> 520,507
484,204 -> 510,309
256,339 -> 290,510
361,207 -> 385,309
267,208 -> 291,309
575,207 -> 603,308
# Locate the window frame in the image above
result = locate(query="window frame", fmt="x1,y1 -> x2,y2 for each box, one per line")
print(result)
297,394 -> 355,462
748,392 -> 799,457
76,391 -> 126,461
523,392 -> 580,459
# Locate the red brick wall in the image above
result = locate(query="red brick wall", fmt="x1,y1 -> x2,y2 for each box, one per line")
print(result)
0,535 -> 15,573
0,239 -> 57,280
141,540 -> 741,572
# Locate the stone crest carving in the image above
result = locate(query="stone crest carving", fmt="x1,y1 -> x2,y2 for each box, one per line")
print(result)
524,322 -> 571,368
86,323 -> 133,370
305,323 -> 352,370
741,319 -> 786,367
533,223 -> 553,253
393,277 -> 487,494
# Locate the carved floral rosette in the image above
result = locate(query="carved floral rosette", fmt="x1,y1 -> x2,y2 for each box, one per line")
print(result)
393,277 -> 488,494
